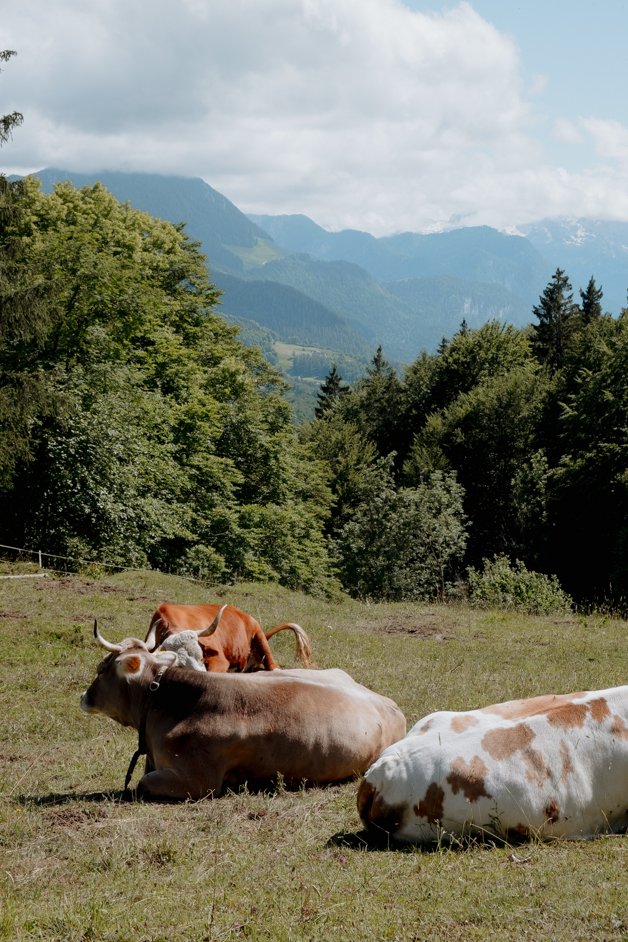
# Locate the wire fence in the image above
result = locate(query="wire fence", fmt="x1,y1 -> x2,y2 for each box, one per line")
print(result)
0,541 -> 160,579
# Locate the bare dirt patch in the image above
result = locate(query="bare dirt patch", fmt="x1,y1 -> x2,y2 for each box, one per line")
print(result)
44,807 -> 108,829
34,578 -> 98,593
32,577 -> 154,603
359,615 -> 452,640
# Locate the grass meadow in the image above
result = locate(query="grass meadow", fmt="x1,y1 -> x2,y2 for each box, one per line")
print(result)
0,564 -> 626,941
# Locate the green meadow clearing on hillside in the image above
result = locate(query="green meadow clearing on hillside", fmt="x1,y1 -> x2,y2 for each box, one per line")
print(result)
0,566 -> 626,942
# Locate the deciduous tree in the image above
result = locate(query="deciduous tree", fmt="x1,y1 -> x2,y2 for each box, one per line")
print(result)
0,179 -> 335,590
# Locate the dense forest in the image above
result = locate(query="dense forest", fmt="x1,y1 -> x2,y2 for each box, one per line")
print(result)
1,173 -> 626,610
0,177 -> 333,591
313,273 -> 628,608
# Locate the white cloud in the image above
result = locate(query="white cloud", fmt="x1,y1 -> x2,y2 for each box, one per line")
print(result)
553,118 -> 583,145
3,0 -> 628,232
580,117 -> 628,167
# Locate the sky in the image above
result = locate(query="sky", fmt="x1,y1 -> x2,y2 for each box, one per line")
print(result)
2,0 -> 628,235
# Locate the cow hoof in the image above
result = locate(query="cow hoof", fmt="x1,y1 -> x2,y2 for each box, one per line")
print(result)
120,787 -> 141,803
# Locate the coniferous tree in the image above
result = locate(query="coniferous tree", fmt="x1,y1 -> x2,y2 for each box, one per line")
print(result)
579,276 -> 604,323
314,364 -> 348,418
540,313 -> 628,603
531,268 -> 579,370
368,344 -> 388,376
337,347 -> 403,460
0,51 -> 22,145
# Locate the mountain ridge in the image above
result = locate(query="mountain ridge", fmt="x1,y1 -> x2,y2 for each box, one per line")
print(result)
18,168 -> 628,366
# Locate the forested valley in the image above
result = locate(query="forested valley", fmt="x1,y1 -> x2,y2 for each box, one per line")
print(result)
1,176 -> 627,611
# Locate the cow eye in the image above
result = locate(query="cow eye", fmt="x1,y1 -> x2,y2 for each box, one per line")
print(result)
96,655 -> 113,675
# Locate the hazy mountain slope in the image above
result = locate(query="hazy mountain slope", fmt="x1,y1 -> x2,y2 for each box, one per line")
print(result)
33,168 -> 284,274
387,275 -> 531,350
214,271 -> 373,355
27,169 -> 397,353
27,168 -> 628,364
520,218 -> 628,314
252,255 -> 422,359
251,213 -> 551,303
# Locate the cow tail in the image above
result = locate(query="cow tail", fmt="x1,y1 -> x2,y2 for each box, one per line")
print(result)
265,623 -> 313,667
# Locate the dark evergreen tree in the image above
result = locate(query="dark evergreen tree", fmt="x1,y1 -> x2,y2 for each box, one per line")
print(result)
405,364 -> 548,565
541,314 -> 628,603
314,364 -> 348,418
579,275 -> 604,323
368,344 -> 388,376
531,268 -> 579,370
337,347 -> 403,461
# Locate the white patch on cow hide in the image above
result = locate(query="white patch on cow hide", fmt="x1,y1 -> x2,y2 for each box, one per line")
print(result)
157,631 -> 206,671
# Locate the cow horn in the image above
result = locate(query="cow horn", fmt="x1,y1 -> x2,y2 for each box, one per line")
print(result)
144,616 -> 164,652
196,604 -> 228,638
93,619 -> 122,653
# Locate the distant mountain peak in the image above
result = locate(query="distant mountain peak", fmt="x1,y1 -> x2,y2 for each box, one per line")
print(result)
17,169 -> 628,361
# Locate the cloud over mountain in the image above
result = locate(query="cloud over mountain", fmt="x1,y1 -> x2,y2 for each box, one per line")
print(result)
4,0 -> 628,233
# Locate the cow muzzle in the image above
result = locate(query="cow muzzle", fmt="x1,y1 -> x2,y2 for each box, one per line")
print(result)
80,690 -> 95,713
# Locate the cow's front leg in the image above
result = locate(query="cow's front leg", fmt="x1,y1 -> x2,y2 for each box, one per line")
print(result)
137,768 -> 223,801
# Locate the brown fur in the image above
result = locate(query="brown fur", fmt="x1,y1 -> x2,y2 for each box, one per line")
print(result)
145,603 -> 312,672
81,643 -> 406,800
446,756 -> 491,802
414,782 -> 445,823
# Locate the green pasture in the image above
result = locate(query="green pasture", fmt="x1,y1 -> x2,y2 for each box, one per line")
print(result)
0,567 -> 626,941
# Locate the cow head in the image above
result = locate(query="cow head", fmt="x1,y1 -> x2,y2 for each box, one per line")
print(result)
144,604 -> 228,651
156,630 -> 206,671
80,621 -> 177,727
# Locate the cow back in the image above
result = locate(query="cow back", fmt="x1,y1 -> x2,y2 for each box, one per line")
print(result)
359,686 -> 628,844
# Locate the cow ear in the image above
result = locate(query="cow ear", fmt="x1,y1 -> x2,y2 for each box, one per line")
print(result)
116,652 -> 145,680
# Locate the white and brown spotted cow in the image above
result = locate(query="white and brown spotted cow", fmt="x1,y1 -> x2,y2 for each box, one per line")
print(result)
358,686 -> 628,844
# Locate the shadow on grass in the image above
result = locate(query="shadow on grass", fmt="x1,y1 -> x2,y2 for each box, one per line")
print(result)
327,827 -> 423,853
14,789 -> 132,806
327,827 -> 521,853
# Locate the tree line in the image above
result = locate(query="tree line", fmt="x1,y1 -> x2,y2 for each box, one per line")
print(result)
313,270 -> 628,607
0,177 -> 334,591
1,170 -> 626,606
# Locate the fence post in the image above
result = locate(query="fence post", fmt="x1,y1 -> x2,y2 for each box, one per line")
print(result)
39,550 -> 43,569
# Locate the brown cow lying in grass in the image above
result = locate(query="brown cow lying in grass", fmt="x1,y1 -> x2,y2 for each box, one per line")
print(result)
144,602 -> 312,672
81,621 -> 406,800
358,685 -> 628,845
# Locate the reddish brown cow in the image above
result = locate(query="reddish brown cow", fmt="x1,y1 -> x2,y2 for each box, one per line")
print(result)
144,603 -> 312,672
